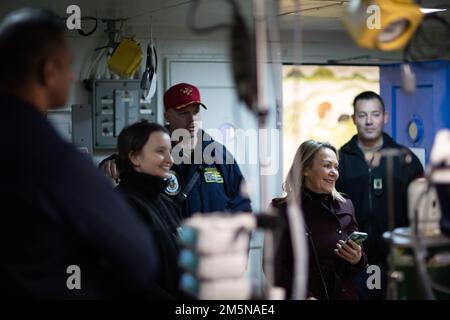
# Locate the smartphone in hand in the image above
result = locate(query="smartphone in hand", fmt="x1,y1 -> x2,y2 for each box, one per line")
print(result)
346,231 -> 368,246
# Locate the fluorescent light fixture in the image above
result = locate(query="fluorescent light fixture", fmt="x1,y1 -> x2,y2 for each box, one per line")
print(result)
420,8 -> 447,14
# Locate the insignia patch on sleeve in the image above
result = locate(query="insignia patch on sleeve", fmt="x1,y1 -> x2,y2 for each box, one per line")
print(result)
165,170 -> 181,195
203,167 -> 224,183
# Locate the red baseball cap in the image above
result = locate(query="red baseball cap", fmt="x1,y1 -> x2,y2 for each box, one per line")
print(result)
163,83 -> 207,111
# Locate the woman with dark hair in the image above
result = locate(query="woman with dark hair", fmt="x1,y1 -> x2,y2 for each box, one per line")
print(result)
270,140 -> 368,300
116,120 -> 182,299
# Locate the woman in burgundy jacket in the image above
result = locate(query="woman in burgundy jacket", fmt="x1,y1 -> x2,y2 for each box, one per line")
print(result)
270,140 -> 368,300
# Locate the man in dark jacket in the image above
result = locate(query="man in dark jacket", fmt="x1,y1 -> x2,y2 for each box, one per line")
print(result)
336,91 -> 424,300
163,83 -> 252,217
102,83 -> 252,218
0,8 -> 159,299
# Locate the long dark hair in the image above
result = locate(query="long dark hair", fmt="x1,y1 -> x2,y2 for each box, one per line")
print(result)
116,121 -> 170,178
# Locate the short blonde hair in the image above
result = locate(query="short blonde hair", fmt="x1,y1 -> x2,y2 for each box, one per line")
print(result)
284,140 -> 346,203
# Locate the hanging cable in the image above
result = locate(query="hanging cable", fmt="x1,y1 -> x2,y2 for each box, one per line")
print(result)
77,16 -> 98,36
124,0 -> 193,21
187,0 -> 234,34
186,0 -> 258,114
277,2 -> 344,17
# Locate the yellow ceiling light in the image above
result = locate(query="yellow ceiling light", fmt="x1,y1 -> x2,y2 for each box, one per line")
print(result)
343,0 -> 424,51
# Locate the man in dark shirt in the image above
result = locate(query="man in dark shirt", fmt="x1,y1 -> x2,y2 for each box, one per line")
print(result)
336,91 -> 423,300
0,7 -> 159,299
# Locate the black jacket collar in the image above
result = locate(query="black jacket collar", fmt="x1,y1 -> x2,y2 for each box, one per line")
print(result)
340,132 -> 399,156
119,171 -> 169,199
302,187 -> 332,204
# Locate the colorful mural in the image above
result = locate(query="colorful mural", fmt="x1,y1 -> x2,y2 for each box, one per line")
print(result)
282,65 -> 380,178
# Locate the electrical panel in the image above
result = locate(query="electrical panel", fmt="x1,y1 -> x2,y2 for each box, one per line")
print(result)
91,80 -> 157,149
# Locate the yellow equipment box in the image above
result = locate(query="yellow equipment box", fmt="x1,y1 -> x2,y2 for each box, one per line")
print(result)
107,38 -> 142,78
